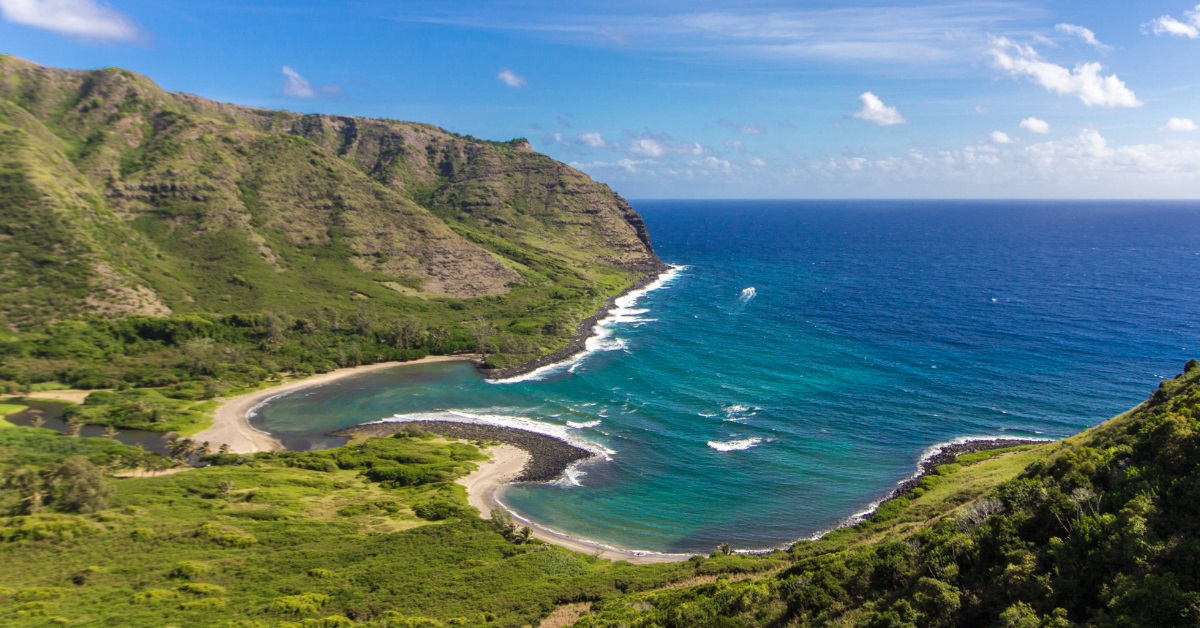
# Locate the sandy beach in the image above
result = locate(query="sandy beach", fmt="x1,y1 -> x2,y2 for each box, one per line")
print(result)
457,443 -> 693,565
193,355 -> 478,454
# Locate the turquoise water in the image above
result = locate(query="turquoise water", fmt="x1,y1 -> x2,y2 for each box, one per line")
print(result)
254,200 -> 1200,553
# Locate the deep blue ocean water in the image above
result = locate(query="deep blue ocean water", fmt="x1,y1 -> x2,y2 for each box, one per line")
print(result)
254,200 -> 1200,553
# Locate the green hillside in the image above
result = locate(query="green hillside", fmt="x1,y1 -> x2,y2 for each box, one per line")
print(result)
572,360 -> 1200,627
1,364 -> 1197,626
0,55 -> 664,401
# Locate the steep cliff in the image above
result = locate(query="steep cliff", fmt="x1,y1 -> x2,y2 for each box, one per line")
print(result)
0,55 -> 662,332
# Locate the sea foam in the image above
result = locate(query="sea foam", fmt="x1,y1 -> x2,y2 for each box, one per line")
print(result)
373,409 -> 613,458
739,287 -> 757,302
489,264 -> 686,384
707,437 -> 763,452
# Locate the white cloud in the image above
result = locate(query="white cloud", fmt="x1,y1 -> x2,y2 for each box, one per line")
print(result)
1055,23 -> 1109,50
578,132 -> 605,147
749,157 -> 767,167
724,139 -> 746,153
0,0 -> 144,42
1144,5 -> 1200,39
854,92 -> 907,126
991,131 -> 1016,144
1019,117 -> 1051,134
989,38 -> 1140,108
282,66 -> 317,99
628,138 -> 665,158
497,69 -> 527,88
1163,117 -> 1199,132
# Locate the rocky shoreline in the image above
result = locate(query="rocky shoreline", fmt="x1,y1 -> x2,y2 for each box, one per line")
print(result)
331,420 -> 595,483
888,438 -> 1047,502
481,262 -> 670,381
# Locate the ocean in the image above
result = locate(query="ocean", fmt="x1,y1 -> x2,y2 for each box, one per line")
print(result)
253,200 -> 1200,553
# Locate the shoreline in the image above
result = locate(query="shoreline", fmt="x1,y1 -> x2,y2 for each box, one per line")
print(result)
194,355 -> 479,454
333,420 -> 595,482
434,431 -> 694,564
482,263 -> 672,381
195,263 -> 676,454
823,437 -> 1052,535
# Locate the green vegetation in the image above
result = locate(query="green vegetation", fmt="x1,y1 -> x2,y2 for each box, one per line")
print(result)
0,55 -> 663,426
0,428 -> 779,626
572,360 -> 1200,626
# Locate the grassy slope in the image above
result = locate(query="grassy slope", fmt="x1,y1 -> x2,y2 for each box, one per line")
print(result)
0,429 -> 781,627
574,363 -> 1200,627
0,54 -> 660,390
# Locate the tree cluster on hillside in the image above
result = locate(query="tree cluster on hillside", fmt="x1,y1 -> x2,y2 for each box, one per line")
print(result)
576,361 -> 1200,627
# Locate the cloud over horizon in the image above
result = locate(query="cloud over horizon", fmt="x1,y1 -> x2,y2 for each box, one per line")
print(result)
282,66 -> 341,99
1144,4 -> 1200,39
1055,23 -> 1109,50
1020,117 -> 1051,134
854,92 -> 907,126
498,69 -> 527,88
989,38 -> 1140,108
0,0 -> 145,43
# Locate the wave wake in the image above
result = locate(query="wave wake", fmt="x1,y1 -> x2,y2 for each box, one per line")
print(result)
490,265 -> 686,384
373,409 -> 613,458
707,437 -> 763,452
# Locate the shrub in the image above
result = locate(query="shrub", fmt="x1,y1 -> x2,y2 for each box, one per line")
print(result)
268,592 -> 331,616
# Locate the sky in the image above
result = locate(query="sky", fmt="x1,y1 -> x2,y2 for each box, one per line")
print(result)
1,0 -> 1199,198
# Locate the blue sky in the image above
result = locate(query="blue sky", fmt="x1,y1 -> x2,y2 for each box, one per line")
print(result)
2,0 -> 1199,198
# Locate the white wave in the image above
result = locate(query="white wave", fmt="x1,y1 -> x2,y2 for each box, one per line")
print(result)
808,434 -> 1060,540
371,410 -> 614,458
698,412 -> 718,418
724,404 -> 750,414
566,420 -> 602,429
707,437 -> 763,452
739,286 -> 757,302
488,264 -> 686,384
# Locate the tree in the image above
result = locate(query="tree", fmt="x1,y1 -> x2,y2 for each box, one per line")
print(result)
65,416 -> 83,437
53,457 -> 111,513
102,425 -> 119,439
388,317 -> 426,350
218,481 -> 235,507
4,468 -> 48,515
718,542 -> 733,556
469,317 -> 496,357
30,414 -> 45,428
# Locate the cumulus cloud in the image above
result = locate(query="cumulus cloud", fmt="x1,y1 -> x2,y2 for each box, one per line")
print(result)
497,69 -> 527,88
628,138 -> 665,158
577,132 -> 605,147
0,0 -> 145,42
989,38 -> 1140,108
1020,117 -> 1051,134
991,131 -> 1016,144
1144,5 -> 1200,39
854,92 -> 907,126
1163,117 -> 1199,132
796,127 -> 1200,196
1055,23 -> 1109,50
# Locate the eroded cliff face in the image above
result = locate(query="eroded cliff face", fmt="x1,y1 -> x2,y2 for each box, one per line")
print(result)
272,113 -> 666,276
0,55 -> 661,327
